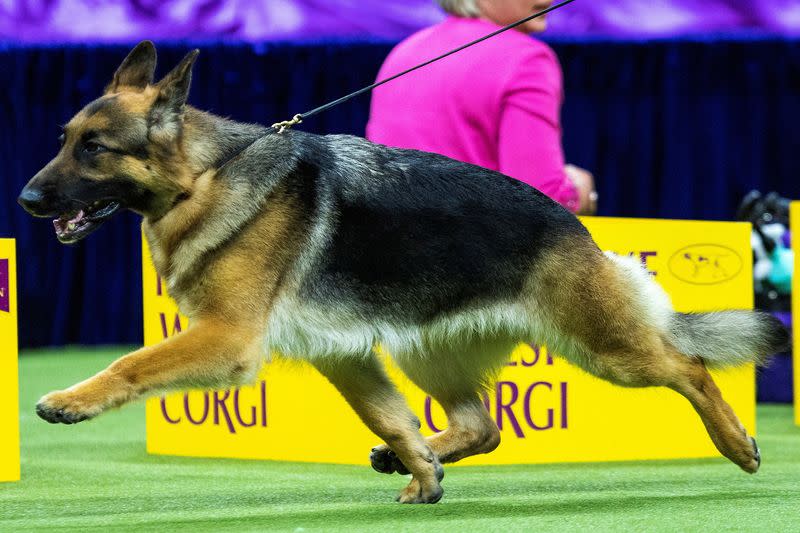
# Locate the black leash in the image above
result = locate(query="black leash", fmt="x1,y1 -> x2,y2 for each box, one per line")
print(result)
272,0 -> 576,133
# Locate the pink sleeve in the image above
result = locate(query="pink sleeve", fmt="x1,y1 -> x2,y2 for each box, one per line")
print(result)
497,45 -> 579,212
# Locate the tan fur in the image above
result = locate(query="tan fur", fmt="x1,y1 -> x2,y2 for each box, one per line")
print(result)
39,318 -> 264,421
520,239 -> 760,472
312,357 -> 444,503
39,175 -> 308,427
38,57 -> 310,434
116,86 -> 161,114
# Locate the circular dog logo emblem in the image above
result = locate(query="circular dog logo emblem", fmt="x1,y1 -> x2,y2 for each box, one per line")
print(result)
668,244 -> 743,285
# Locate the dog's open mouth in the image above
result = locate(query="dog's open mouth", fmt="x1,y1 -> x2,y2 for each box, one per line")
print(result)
53,201 -> 121,244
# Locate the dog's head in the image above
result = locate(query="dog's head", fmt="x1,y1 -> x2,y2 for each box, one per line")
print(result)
18,41 -> 199,243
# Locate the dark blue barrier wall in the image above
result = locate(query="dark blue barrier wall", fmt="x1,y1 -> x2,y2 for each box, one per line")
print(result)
2,37 -> 800,348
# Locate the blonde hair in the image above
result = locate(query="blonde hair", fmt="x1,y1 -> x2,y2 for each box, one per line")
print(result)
437,0 -> 481,17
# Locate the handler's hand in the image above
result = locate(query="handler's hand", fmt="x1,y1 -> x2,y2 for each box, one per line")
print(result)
565,164 -> 597,215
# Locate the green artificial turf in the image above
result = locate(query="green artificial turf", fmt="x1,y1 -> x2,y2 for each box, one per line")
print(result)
2,347 -> 800,532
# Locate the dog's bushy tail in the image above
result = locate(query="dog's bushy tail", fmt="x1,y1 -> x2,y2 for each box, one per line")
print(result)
668,311 -> 790,368
604,251 -> 791,368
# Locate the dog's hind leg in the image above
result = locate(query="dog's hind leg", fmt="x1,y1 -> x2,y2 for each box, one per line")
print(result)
422,394 -> 500,463
565,336 -> 761,473
663,351 -> 761,472
529,241 -> 781,473
371,340 -> 509,473
371,393 -> 499,472
560,331 -> 762,473
312,355 -> 444,504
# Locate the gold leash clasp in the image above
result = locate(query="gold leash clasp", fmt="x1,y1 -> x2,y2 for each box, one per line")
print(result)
272,114 -> 303,134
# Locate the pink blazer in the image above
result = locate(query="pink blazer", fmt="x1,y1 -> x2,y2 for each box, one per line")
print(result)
367,16 -> 578,211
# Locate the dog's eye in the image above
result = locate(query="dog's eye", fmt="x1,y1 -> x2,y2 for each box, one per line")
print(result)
58,133 -> 65,147
83,141 -> 107,154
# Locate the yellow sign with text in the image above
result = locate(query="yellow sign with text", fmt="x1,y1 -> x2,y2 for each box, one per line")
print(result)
0,239 -> 19,481
791,202 -> 800,426
145,218 -> 756,465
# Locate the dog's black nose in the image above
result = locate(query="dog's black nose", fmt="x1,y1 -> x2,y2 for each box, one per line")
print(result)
18,187 -> 45,214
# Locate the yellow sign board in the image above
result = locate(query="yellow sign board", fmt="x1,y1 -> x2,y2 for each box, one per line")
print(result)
0,239 -> 19,481
145,218 -> 756,465
792,202 -> 800,426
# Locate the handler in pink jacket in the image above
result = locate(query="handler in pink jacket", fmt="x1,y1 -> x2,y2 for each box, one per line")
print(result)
367,0 -> 596,214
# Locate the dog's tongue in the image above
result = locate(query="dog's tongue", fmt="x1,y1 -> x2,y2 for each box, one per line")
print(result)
53,210 -> 86,234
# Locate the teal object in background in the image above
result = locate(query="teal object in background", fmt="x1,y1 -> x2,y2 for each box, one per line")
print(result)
768,246 -> 794,294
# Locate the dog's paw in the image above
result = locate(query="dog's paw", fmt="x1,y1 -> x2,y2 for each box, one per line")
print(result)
36,390 -> 101,425
751,437 -> 761,470
740,436 -> 761,474
370,444 -> 410,475
395,477 -> 444,504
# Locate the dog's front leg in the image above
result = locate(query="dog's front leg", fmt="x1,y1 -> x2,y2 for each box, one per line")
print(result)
36,319 -> 262,424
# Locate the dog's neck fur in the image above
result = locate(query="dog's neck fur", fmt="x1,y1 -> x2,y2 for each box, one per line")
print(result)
182,107 -> 270,175
143,108 -> 287,299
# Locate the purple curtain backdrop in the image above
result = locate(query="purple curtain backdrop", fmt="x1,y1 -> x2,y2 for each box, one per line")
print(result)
2,0 -> 800,42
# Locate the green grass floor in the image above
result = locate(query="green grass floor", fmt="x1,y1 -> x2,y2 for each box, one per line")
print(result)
2,347 -> 800,532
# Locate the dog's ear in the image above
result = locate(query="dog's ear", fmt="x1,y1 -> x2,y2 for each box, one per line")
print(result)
106,40 -> 157,94
149,49 -> 199,143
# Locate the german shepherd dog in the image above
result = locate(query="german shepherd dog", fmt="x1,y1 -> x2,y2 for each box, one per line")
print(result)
18,42 -> 789,503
